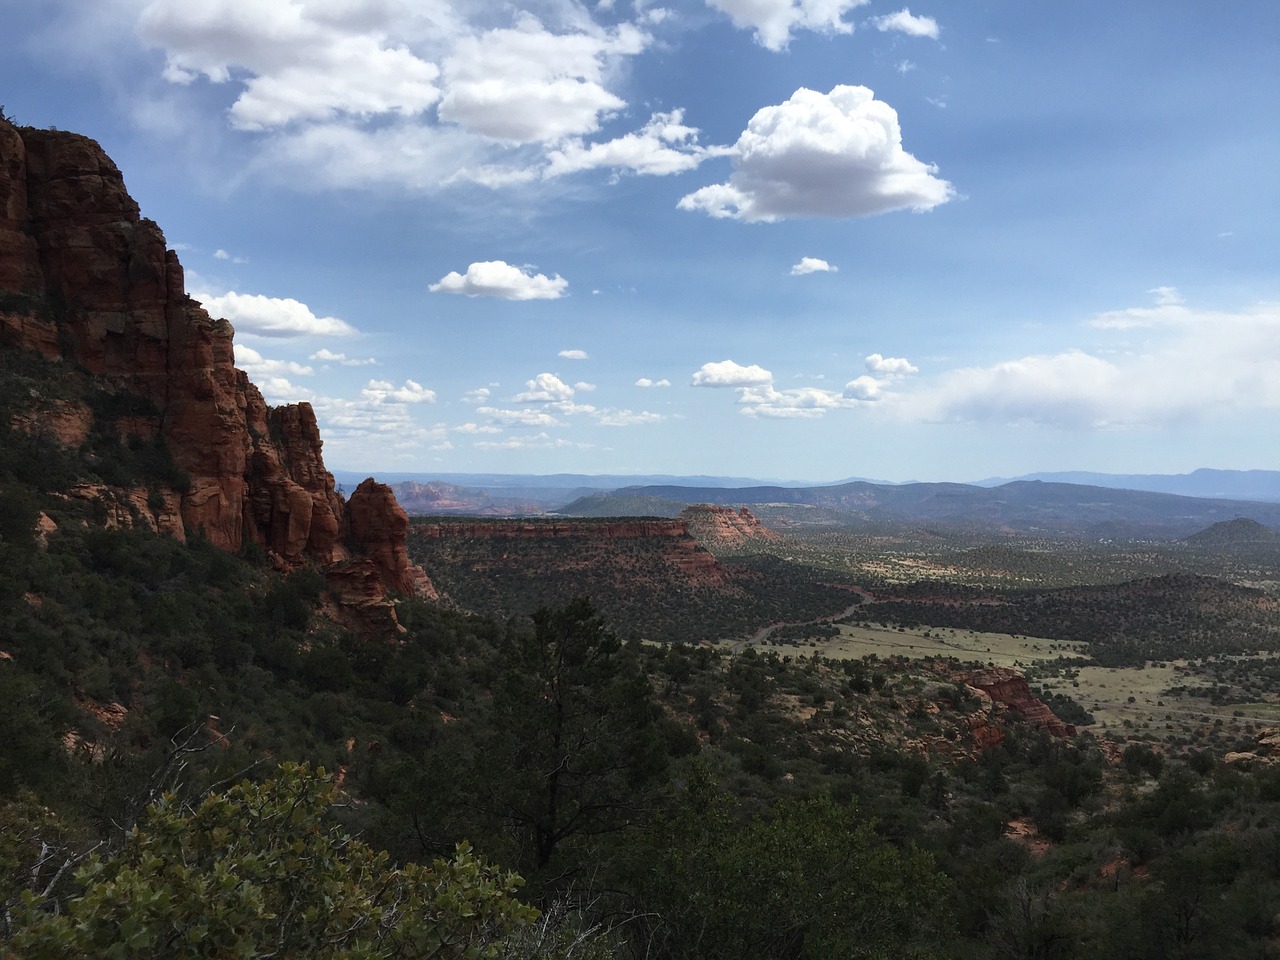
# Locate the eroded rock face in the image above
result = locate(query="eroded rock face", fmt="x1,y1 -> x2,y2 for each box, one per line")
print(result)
680,503 -> 779,550
0,121 -> 432,611
347,479 -> 437,600
960,667 -> 1075,739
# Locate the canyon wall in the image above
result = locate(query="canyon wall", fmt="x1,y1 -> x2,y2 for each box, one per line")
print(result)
0,121 -> 432,609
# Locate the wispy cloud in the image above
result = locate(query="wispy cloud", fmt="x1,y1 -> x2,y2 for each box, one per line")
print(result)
706,0 -> 867,51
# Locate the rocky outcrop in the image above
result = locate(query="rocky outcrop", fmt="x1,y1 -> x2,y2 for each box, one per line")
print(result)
1223,727 -> 1280,769
348,479 -> 437,599
680,503 -> 779,550
960,667 -> 1075,738
0,121 -> 431,615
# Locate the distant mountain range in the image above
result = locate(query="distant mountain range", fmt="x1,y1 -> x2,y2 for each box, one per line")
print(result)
334,468 -> 1280,510
560,480 -> 1280,540
333,468 -> 1280,537
970,469 -> 1280,503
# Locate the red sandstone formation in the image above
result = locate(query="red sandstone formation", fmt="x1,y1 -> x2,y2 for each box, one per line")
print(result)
347,479 -> 438,599
680,503 -> 779,549
959,667 -> 1075,738
0,121 -> 431,614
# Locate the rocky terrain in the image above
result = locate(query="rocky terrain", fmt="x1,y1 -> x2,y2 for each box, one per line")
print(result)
679,503 -> 779,550
0,120 -> 431,617
957,666 -> 1075,739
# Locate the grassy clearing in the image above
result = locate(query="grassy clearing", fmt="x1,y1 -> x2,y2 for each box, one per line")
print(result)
747,622 -> 1280,742
755,622 -> 1089,667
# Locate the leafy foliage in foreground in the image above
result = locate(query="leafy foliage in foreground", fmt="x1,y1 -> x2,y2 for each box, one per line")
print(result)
9,763 -> 543,960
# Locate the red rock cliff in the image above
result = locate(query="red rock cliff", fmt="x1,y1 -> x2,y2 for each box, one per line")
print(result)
959,667 -> 1075,739
0,121 -> 431,606
680,503 -> 779,549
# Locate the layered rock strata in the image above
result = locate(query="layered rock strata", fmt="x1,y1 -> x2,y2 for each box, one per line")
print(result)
960,667 -> 1075,738
680,503 -> 779,549
0,121 -> 431,612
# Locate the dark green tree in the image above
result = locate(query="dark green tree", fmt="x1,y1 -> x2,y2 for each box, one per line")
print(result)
635,769 -> 952,960
481,598 -> 668,877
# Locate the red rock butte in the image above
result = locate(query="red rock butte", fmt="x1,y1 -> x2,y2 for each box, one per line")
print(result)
680,503 -> 779,549
0,120 -> 433,612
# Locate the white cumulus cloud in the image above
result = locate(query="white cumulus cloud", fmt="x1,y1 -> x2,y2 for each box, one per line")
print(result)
361,379 -> 436,404
234,344 -> 314,378
133,2 -> 674,194
429,261 -> 568,300
476,407 -> 562,428
692,357 -> 898,417
706,0 -> 867,51
195,290 -> 357,337
678,85 -> 953,222
438,14 -> 647,143
871,8 -> 940,39
137,0 -> 442,130
843,376 -> 883,401
559,349 -> 589,359
514,373 -> 576,403
636,377 -> 672,388
692,359 -> 774,387
865,353 -> 918,376
790,257 -> 836,275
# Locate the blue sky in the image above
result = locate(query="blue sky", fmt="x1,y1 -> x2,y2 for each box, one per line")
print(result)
4,0 -> 1278,482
